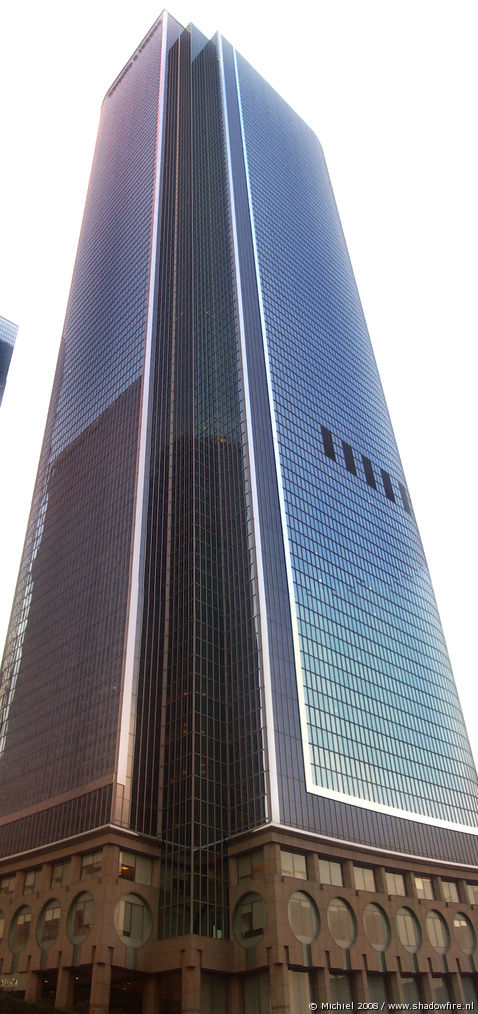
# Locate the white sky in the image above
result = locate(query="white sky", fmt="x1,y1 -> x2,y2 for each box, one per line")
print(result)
1,1 -> 477,775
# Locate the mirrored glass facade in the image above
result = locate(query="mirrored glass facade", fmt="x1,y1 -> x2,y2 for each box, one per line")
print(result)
0,13 -> 184,857
0,315 -> 18,405
226,47 -> 478,852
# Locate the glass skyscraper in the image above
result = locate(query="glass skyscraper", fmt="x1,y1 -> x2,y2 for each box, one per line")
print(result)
0,14 -> 476,1014
0,316 -> 18,405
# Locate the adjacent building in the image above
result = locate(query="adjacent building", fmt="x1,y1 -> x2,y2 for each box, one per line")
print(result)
0,12 -> 477,1014
0,316 -> 18,405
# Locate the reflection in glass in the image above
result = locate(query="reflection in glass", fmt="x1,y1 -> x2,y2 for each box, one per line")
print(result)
327,898 -> 356,948
289,970 -> 312,1013
81,850 -> 102,880
386,872 -> 405,895
281,850 -> 307,880
233,893 -> 266,948
68,892 -> 94,943
453,913 -> 475,954
441,880 -> 458,903
426,911 -> 449,954
38,899 -> 61,947
368,975 -> 388,1007
114,893 -> 151,947
462,978 -> 478,1007
287,892 -> 319,944
396,908 -> 421,953
401,978 -> 420,1005
244,971 -> 271,1014
363,903 -> 389,951
119,850 -> 152,886
9,906 -> 31,951
238,850 -> 265,881
319,860 -> 342,886
51,859 -> 71,888
467,884 -> 478,905
354,866 -> 375,892
431,978 -> 450,1003
415,876 -> 433,900
329,974 -> 353,1004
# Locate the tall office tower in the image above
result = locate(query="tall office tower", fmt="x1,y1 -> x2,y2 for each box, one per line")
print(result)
0,316 -> 18,405
0,13 -> 477,1014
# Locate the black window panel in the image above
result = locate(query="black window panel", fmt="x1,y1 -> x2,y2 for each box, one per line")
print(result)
381,469 -> 395,502
362,456 -> 377,489
321,426 -> 336,461
399,482 -> 412,515
342,441 -> 357,475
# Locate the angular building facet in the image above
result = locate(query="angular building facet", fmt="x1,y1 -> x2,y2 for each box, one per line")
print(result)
0,13 -> 477,1014
0,316 -> 18,405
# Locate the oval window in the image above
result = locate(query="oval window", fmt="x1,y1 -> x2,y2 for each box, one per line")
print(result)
327,898 -> 356,949
364,903 -> 390,951
426,911 -> 449,954
233,892 -> 267,948
287,891 -> 319,944
396,907 -> 421,953
67,892 -> 94,944
453,913 -> 475,955
9,906 -> 32,953
38,899 -> 61,948
114,893 -> 151,947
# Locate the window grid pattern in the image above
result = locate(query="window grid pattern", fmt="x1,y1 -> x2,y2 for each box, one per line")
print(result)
415,875 -> 434,900
0,785 -> 112,858
51,860 -> 70,888
319,859 -> 343,886
0,20 -> 168,852
354,866 -> 375,892
386,872 -> 406,896
238,851 -> 265,881
135,34 -> 264,941
80,850 -> 102,879
0,876 -> 15,896
281,850 -> 307,880
0,316 -> 18,405
235,52 -> 478,828
23,869 -> 39,894
119,851 -> 152,885
442,880 -> 459,903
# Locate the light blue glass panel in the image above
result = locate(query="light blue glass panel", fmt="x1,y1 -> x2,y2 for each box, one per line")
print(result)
235,51 -> 478,826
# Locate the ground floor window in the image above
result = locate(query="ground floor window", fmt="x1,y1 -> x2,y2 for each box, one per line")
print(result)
242,970 -> 270,1014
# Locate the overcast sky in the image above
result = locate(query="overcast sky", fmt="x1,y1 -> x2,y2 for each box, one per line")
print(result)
1,0 -> 477,769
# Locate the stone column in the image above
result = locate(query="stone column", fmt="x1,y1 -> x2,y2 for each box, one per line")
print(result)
90,960 -> 112,1014
309,852 -> 321,884
375,866 -> 388,895
421,971 -> 434,1003
433,877 -> 445,903
449,972 -> 466,1006
316,967 -> 332,1005
56,965 -> 74,1009
24,971 -> 42,1004
388,971 -> 404,1004
342,860 -> 354,890
353,969 -> 367,1004
270,960 -> 290,1013
182,964 -> 201,1014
